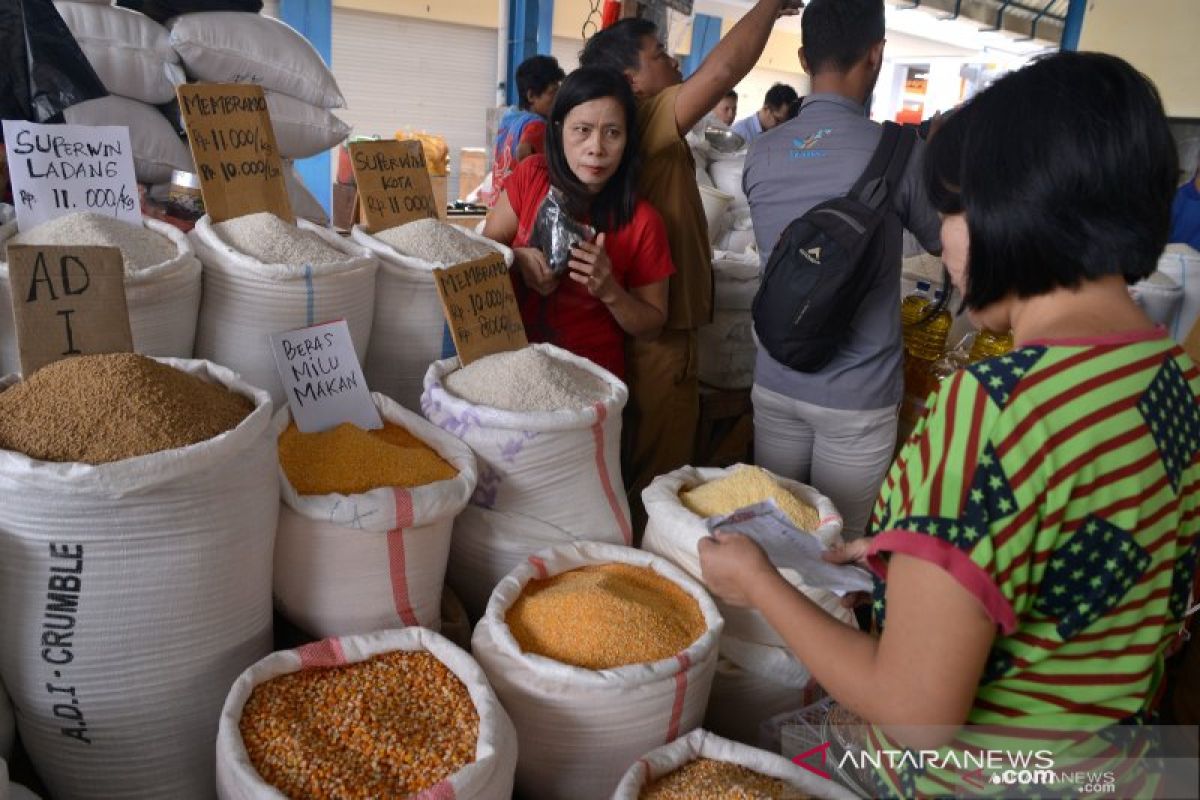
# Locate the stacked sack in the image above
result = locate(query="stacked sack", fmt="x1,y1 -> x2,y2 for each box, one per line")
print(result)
422,345 -> 632,618
0,212 -> 202,374
54,1 -> 193,184
190,211 -> 377,407
352,218 -> 513,412
707,153 -> 757,253
168,11 -> 348,162
698,247 -> 760,390
643,465 -> 857,747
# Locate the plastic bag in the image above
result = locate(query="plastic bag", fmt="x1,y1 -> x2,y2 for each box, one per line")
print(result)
0,0 -> 107,125
529,188 -> 594,276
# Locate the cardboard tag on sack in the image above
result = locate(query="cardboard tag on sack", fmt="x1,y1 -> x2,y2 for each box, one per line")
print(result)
348,139 -> 437,233
176,83 -> 293,224
2,119 -> 140,232
434,252 -> 527,366
270,319 -> 382,433
5,244 -> 132,376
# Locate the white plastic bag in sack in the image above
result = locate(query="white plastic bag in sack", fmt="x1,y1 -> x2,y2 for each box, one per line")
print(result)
169,12 -> 345,109
190,214 -> 378,407
472,541 -> 724,800
0,217 -> 202,375
0,358 -> 278,800
643,466 -> 854,650
352,224 -> 513,413
611,727 -> 859,800
698,311 -> 757,390
216,628 -> 517,800
265,91 -> 350,160
272,392 -> 478,638
53,2 -> 185,104
63,96 -> 193,184
709,157 -> 748,214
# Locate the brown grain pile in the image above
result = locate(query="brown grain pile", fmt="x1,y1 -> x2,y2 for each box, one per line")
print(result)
506,563 -> 705,670
278,420 -> 457,495
240,650 -> 479,800
641,758 -> 810,799
0,353 -> 253,464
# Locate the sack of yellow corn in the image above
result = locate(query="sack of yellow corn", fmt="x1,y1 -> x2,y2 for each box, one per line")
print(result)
614,728 -> 857,800
216,628 -> 517,800
272,393 -> 478,638
472,541 -> 724,800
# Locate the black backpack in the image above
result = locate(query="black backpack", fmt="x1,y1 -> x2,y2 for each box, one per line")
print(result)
751,122 -> 917,372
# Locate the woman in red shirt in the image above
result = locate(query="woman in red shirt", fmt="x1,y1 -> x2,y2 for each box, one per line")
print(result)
483,67 -> 674,379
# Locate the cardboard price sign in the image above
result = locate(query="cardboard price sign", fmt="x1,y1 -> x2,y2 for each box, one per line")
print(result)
5,244 -> 132,376
434,252 -> 527,366
270,319 -> 383,433
176,83 -> 293,224
2,119 -> 140,232
348,139 -> 437,233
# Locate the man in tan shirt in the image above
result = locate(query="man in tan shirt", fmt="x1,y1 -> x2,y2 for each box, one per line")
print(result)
581,0 -> 802,528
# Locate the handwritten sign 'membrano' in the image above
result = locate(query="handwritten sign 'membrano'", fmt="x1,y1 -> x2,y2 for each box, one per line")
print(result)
434,252 -> 527,366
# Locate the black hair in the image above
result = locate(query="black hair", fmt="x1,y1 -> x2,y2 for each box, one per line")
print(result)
924,51 -> 1178,311
801,0 -> 885,74
544,66 -> 641,233
764,83 -> 798,110
724,90 -> 738,100
516,55 -> 566,110
579,17 -> 659,75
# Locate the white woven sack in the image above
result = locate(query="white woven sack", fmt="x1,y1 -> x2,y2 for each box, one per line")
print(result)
53,2 -> 185,104
0,358 -> 277,800
0,682 -> 12,762
272,392 -> 478,638
422,343 -> 629,539
705,657 -> 824,747
611,728 -> 859,800
714,226 -> 757,254
446,503 -> 582,620
265,91 -> 349,160
643,465 -> 854,653
281,162 -> 329,227
63,96 -> 193,184
473,542 -> 723,800
169,12 -> 345,109
709,157 -> 748,215
190,214 -> 378,407
698,311 -> 757,390
1156,244 -> 1200,340
0,217 -> 202,375
712,248 -> 760,312
216,628 -> 517,800
353,224 -> 513,412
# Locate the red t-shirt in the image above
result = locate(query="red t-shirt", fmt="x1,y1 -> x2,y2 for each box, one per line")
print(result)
504,155 -> 675,378
489,119 -> 547,206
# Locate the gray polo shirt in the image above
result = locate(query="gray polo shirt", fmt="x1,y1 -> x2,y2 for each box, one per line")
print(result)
743,93 -> 942,411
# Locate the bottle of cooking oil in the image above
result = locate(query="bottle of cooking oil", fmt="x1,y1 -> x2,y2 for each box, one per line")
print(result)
900,280 -> 933,333
900,288 -> 952,425
969,329 -> 1014,362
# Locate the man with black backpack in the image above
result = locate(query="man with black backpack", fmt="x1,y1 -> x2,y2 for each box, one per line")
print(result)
743,0 -> 941,539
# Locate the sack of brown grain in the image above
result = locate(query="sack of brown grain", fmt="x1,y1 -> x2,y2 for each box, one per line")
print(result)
472,541 -> 723,800
216,627 -> 516,800
272,393 -> 477,638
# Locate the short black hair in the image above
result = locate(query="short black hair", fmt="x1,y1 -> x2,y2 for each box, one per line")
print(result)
924,51 -> 1178,311
801,0 -> 885,74
579,17 -> 658,75
544,67 -> 641,233
516,55 -> 565,110
724,90 -> 738,100
764,83 -> 798,110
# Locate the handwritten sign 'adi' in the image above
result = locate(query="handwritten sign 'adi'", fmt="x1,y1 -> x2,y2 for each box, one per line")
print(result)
270,319 -> 383,433
5,244 -> 133,376
176,83 -> 293,224
434,252 -> 527,366
347,139 -> 437,233
2,119 -> 140,232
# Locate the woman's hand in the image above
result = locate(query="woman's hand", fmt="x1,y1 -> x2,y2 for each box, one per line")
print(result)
824,536 -> 875,608
568,233 -> 619,304
698,530 -> 781,608
514,247 -> 558,296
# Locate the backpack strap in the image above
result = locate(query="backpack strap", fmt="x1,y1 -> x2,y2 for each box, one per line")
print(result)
849,122 -> 918,210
